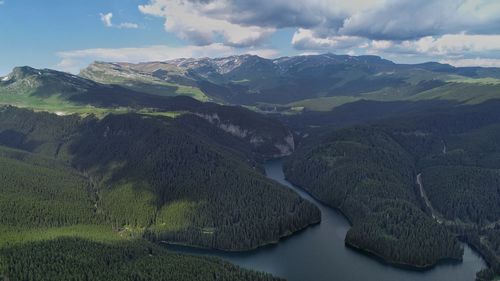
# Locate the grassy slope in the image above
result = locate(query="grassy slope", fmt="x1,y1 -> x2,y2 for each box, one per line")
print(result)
79,64 -> 211,102
285,75 -> 500,112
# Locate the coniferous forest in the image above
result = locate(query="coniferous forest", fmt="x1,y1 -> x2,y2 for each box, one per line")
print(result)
0,106 -> 318,281
2,51 -> 500,281
284,100 -> 500,278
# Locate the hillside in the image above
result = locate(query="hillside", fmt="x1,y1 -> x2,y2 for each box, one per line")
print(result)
284,101 -> 500,277
284,127 -> 462,268
80,61 -> 209,101
0,238 -> 283,281
0,144 -> 290,280
0,106 -> 320,250
0,105 -> 321,280
0,67 -> 296,159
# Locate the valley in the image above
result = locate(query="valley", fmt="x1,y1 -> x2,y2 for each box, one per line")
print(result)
1,53 -> 500,281
165,159 -> 487,281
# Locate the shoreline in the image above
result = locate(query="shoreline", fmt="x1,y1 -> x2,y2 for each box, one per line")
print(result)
345,241 -> 464,271
283,170 -> 471,271
159,217 -> 322,253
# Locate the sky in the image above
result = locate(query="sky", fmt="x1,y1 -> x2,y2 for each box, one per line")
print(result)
1,0 -> 500,75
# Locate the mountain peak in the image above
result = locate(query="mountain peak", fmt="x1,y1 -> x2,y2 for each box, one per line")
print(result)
11,66 -> 41,79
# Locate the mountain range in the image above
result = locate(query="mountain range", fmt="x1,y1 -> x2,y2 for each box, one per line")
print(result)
78,54 -> 500,109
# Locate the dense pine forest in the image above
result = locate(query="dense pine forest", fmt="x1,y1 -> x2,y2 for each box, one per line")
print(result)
0,238 -> 283,281
0,106 -> 319,280
284,100 -> 500,278
284,127 -> 462,267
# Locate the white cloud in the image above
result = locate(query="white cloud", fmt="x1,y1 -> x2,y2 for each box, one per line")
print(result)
352,33 -> 500,59
117,22 -> 139,29
100,12 -> 139,29
100,13 -> 113,27
139,0 -> 274,46
139,0 -> 500,43
56,44 -> 279,73
135,0 -> 500,67
441,58 -> 500,68
292,28 -> 366,50
404,34 -> 500,56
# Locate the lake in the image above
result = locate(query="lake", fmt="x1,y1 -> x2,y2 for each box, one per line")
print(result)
167,158 -> 486,281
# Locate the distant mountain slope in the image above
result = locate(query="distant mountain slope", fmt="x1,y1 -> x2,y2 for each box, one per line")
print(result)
0,66 -> 295,159
79,53 -> 500,106
80,62 -> 209,101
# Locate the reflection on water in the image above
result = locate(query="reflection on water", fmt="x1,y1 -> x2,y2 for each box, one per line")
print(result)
166,159 -> 486,281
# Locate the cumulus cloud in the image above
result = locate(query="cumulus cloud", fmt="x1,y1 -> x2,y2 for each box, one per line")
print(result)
100,12 -> 139,29
139,0 -> 500,42
403,34 -> 500,56
134,0 -> 500,66
55,44 -> 279,73
139,0 -> 274,46
292,28 -> 366,50
348,34 -> 500,62
441,58 -> 500,68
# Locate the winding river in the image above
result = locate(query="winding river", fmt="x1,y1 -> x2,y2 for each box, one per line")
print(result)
167,159 -> 486,281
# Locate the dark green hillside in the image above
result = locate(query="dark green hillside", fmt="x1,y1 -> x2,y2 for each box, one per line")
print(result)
421,166 -> 500,224
285,100 -> 500,273
0,238 -> 283,281
0,106 -> 313,279
69,113 -> 318,250
0,146 -> 97,228
0,106 -> 319,252
284,127 -> 462,267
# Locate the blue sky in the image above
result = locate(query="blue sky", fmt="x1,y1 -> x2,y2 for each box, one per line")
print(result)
2,0 -> 500,75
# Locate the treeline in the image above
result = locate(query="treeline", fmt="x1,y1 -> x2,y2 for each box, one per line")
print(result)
284,126 -> 462,267
0,238 -> 283,281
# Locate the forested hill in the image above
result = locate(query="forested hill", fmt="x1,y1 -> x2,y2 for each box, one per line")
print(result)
0,143 -> 286,281
284,101 -> 500,278
0,106 -> 320,251
285,126 -> 462,268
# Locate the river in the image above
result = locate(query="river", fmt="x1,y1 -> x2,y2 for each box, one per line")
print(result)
166,159 -> 486,281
